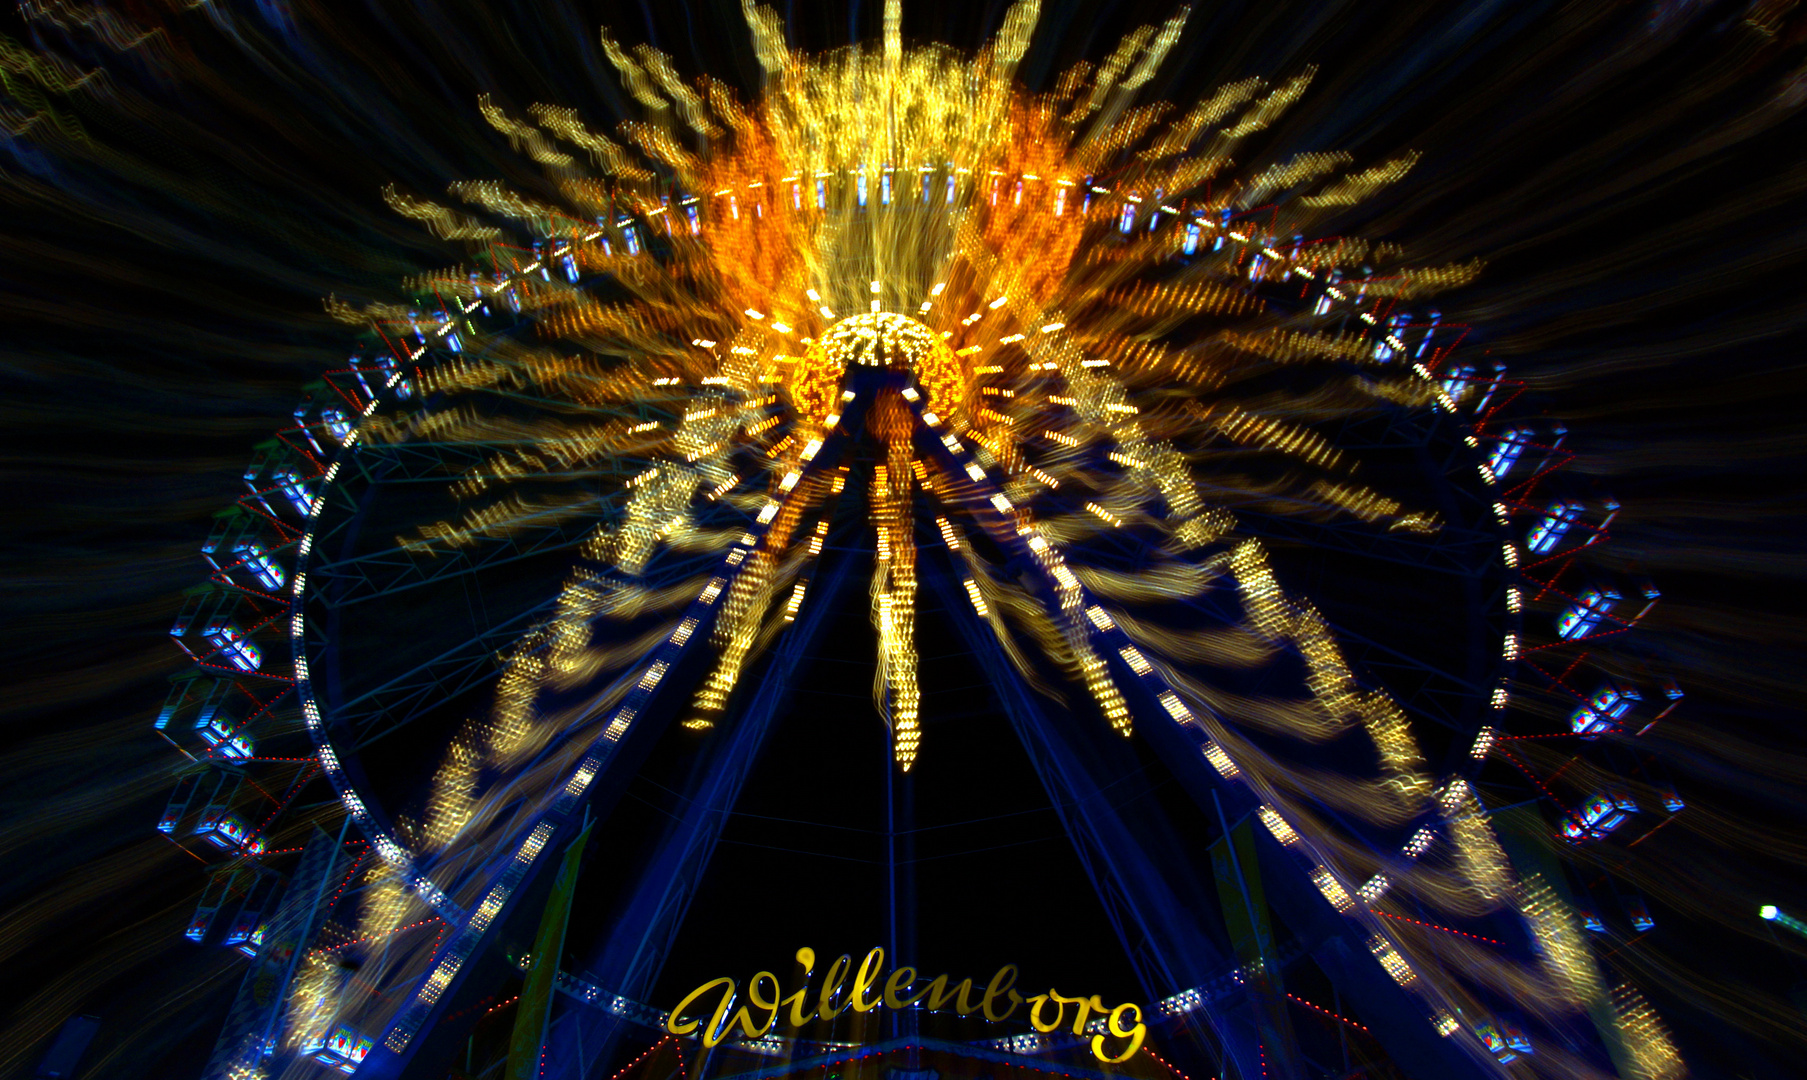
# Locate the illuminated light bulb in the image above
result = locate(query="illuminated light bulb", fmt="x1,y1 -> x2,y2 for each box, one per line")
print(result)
1258,806 -> 1300,846
1312,867 -> 1356,912
1085,502 -> 1123,526
1367,935 -> 1417,986
1203,743 -> 1239,778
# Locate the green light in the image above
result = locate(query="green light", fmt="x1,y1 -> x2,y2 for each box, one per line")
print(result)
1760,904 -> 1807,940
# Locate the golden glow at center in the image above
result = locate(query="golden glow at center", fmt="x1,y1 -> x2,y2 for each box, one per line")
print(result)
812,311 -> 948,370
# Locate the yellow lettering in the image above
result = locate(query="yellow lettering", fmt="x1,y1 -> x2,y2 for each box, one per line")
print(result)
668,949 -> 1139,1065
922,973 -> 981,1015
1048,990 -> 1104,1035
712,971 -> 780,1046
784,948 -> 817,1027
1027,992 -> 1065,1033
883,966 -> 922,1009
817,954 -> 854,1020
1091,1002 -> 1147,1063
667,976 -> 736,1039
851,948 -> 887,1012
781,986 -> 814,1028
980,965 -> 1021,1022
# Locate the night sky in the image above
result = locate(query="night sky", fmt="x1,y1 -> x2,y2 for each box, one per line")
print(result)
2,1 -> 1805,1078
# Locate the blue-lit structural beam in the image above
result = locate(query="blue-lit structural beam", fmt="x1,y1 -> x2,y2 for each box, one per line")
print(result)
535,558 -> 858,1080
926,569 -> 1269,1080
907,404 -> 1507,1080
350,390 -> 874,1080
1114,669 -> 1506,1080
204,823 -> 353,1079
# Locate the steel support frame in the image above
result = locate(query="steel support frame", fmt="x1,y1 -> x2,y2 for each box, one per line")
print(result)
925,568 -> 1266,1080
348,385 -> 877,1080
534,556 -> 858,1080
909,401 -> 1508,1080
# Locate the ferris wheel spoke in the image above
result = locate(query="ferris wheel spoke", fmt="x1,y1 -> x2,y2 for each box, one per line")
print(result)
1314,620 -> 1494,737
1317,618 -> 1492,697
1327,405 -> 1443,451
365,468 -> 643,487
320,543 -> 732,753
326,593 -> 562,752
348,439 -> 491,476
343,436 -> 651,490
308,507 -> 611,610
923,562 -> 1490,1080
1220,500 -> 1498,578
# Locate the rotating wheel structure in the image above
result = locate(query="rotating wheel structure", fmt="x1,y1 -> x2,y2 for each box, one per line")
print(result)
156,7 -> 1683,1080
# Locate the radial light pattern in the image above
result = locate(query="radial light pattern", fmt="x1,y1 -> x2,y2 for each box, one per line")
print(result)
236,3 -> 1684,1077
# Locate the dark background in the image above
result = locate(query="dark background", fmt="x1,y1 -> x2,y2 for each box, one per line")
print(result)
2,0 -> 1805,1076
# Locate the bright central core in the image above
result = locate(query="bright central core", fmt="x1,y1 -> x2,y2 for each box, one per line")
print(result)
815,311 -> 945,369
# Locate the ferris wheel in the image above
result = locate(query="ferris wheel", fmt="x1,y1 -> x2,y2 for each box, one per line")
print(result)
151,5 -> 1687,1080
